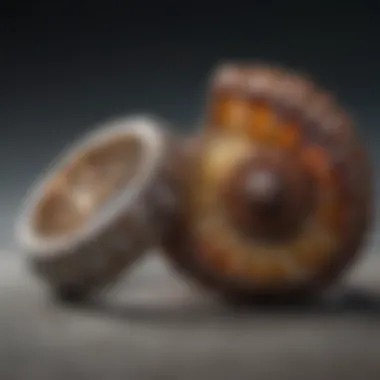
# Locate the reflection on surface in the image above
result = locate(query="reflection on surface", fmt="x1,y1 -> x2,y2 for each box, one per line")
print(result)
59,283 -> 380,325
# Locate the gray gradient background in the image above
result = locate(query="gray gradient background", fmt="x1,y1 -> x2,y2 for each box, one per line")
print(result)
1,2 -> 380,379
2,2 -> 380,251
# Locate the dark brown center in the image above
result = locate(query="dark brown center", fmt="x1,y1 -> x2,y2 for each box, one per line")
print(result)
222,150 -> 316,243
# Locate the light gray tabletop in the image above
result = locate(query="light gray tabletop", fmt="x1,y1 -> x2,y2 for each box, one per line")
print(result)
1,251 -> 380,380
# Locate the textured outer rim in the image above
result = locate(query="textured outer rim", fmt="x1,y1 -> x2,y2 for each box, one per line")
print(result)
15,115 -> 182,299
161,64 -> 374,299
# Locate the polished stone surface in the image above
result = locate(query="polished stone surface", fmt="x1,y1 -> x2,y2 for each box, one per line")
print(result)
1,251 -> 380,380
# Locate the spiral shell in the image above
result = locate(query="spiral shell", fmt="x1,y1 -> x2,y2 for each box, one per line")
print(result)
162,63 -> 373,298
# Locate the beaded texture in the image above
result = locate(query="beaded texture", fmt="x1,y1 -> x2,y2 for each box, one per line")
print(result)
15,116 -> 183,299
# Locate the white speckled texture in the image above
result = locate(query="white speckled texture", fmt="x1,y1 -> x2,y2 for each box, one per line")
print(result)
1,251 -> 380,380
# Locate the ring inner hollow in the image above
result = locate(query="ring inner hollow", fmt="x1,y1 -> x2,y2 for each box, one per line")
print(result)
31,135 -> 143,239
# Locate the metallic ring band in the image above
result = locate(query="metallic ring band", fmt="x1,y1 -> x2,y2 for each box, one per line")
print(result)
15,115 -> 181,300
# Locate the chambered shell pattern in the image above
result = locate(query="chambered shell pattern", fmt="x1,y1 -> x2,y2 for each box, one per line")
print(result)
161,64 -> 373,297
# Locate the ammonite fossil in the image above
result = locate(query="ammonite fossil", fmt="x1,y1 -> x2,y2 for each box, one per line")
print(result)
15,116 -> 182,301
162,63 -> 373,299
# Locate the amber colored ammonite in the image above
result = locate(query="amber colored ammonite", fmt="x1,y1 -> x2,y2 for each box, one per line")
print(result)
15,116 -> 184,301
161,63 -> 373,299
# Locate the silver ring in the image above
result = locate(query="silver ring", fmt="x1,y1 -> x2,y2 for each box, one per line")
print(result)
15,115 -> 180,300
